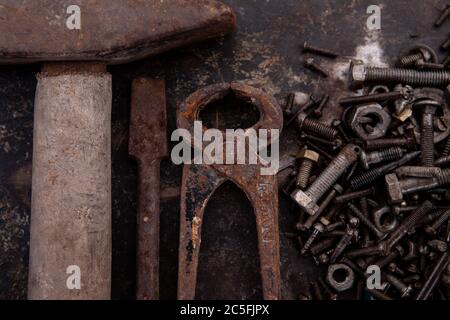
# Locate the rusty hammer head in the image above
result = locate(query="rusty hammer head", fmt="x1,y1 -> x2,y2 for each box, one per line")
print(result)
0,0 -> 236,64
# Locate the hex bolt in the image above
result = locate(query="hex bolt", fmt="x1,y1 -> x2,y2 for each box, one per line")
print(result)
297,112 -> 339,141
291,144 -> 361,216
301,223 -> 324,255
360,147 -> 405,169
350,60 -> 450,88
303,184 -> 343,230
381,200 -> 433,255
425,208 -> 450,236
385,273 -> 412,298
350,151 -> 420,189
305,58 -> 329,77
435,4 -> 450,27
416,250 -> 450,300
302,41 -> 339,58
365,136 -> 415,151
416,101 -> 439,166
329,227 -> 355,263
296,149 -> 320,189
347,203 -> 384,239
339,90 -> 407,106
334,187 -> 375,204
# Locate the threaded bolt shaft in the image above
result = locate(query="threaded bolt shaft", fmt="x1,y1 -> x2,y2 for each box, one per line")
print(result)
365,136 -> 415,151
400,52 -> 424,67
420,105 -> 437,166
299,116 -> 339,141
301,223 -> 324,255
303,41 -> 339,58
330,228 -> 354,263
425,208 -> 450,236
348,203 -> 384,239
361,147 -> 405,169
296,158 -> 314,189
382,200 -> 433,254
441,136 -> 450,157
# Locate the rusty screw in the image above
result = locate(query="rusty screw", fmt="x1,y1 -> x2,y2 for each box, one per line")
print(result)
301,223 -> 324,255
302,41 -> 339,58
434,4 -> 450,27
297,112 -> 339,141
304,58 -> 329,77
425,208 -> 450,236
348,203 -> 384,239
360,147 -> 405,169
415,100 -> 439,166
365,136 -> 415,151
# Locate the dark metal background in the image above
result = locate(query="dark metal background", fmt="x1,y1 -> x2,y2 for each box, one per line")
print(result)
0,0 -> 448,299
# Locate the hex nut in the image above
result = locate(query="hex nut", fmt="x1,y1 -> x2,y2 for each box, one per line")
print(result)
298,149 -> 320,162
326,263 -> 355,292
291,189 -> 319,216
348,103 -> 391,140
385,173 -> 403,204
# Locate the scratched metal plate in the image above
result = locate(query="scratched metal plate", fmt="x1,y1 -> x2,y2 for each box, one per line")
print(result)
0,0 -> 448,299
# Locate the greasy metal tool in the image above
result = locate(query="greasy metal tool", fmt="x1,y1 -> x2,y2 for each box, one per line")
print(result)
0,0 -> 235,299
129,78 -> 167,300
177,83 -> 283,300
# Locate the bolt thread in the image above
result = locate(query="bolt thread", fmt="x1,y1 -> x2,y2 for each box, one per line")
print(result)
296,159 -> 314,189
436,168 -> 450,185
366,137 -> 415,151
377,147 -> 405,163
385,201 -> 432,251
306,144 -> 359,202
301,229 -> 320,254
365,67 -> 450,87
303,118 -> 338,140
399,53 -> 423,67
442,136 -> 450,157
421,113 -> 435,166
430,208 -> 450,231
350,167 -> 384,189
348,203 -> 383,238
330,230 -> 353,263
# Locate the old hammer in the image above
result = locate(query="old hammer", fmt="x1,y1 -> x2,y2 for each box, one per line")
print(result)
0,0 -> 235,299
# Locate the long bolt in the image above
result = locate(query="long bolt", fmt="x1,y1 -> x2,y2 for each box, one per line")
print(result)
435,5 -> 450,27
415,250 -> 450,300
350,61 -> 450,88
350,151 -> 420,189
334,187 -> 375,204
303,41 -> 339,58
291,144 -> 360,216
297,112 -> 339,140
365,136 -> 415,151
360,147 -> 405,169
339,91 -> 405,106
425,208 -> 450,236
382,200 -> 433,255
348,203 -> 384,239
418,102 -> 438,166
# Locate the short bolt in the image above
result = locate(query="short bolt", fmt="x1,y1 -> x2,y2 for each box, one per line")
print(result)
291,144 -> 360,216
302,41 -> 339,58
297,112 -> 339,141
360,147 -> 405,169
296,149 -> 320,189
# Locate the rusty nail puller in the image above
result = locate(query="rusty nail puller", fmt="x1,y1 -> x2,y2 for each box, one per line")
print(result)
176,83 -> 283,300
129,78 -> 167,300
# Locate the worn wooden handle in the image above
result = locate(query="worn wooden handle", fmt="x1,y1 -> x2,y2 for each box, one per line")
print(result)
28,63 -> 112,300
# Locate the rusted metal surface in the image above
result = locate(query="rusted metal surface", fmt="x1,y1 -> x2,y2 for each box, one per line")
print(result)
177,83 -> 283,300
129,78 -> 167,300
0,0 -> 236,64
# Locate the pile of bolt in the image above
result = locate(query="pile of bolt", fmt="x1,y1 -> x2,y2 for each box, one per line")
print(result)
282,10 -> 450,301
